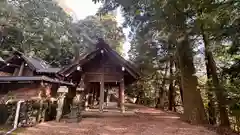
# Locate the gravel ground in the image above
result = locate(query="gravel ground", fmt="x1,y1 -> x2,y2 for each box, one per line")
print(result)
18,104 -> 219,135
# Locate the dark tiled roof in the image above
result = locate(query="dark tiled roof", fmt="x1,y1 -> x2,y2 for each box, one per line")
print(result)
25,56 -> 50,69
0,76 -> 74,86
5,50 -> 58,74
12,51 -> 50,70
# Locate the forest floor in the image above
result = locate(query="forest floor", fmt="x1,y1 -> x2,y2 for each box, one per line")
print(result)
18,103 -> 224,135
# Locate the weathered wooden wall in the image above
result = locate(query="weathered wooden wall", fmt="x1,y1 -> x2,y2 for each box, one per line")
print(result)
0,83 -> 41,101
83,56 -> 123,83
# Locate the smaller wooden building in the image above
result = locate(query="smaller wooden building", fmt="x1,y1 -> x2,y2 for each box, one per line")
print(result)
59,39 -> 140,112
0,50 -> 60,77
0,50 -> 73,101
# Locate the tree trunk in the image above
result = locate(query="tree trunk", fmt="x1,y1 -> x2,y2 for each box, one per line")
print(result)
175,56 -> 184,104
204,38 -> 217,125
201,27 -> 230,127
156,63 -> 168,109
207,88 -> 216,125
206,51 -> 229,126
168,56 -> 175,111
177,35 -> 207,124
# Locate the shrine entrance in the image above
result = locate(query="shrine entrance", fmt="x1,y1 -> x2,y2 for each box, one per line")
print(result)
58,39 -> 140,114
84,82 -> 123,112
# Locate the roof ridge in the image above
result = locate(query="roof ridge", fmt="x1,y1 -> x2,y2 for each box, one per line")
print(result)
0,57 -> 4,62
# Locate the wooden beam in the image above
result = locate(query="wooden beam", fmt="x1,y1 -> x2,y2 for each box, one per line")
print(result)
13,68 -> 19,76
18,62 -> 24,76
85,72 -> 121,76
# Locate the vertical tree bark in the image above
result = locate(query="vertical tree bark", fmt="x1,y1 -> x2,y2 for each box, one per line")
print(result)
207,89 -> 216,125
156,63 -> 168,109
175,57 -> 184,104
177,35 -> 207,124
201,26 -> 230,127
204,38 -> 217,125
168,56 -> 175,111
206,51 -> 229,126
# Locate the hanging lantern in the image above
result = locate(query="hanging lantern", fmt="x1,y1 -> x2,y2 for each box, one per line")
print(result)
121,67 -> 125,71
77,66 -> 81,71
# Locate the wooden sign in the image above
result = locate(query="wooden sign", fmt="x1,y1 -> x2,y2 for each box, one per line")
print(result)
57,86 -> 68,93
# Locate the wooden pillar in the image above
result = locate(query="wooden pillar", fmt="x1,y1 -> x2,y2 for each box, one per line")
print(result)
99,74 -> 104,112
92,86 -> 96,106
117,84 -> 120,107
88,88 -> 93,107
13,68 -> 19,76
119,78 -> 125,113
104,88 -> 109,106
56,93 -> 66,122
84,83 -> 90,111
18,62 -> 24,76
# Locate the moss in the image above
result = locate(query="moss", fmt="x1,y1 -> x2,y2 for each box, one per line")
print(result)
0,126 -> 25,134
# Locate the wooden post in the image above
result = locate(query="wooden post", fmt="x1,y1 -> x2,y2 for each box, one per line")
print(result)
118,84 -> 120,107
119,78 -> 125,113
84,84 -> 89,111
99,74 -> 104,112
92,86 -> 96,106
56,93 -> 65,122
13,68 -> 19,76
18,62 -> 24,76
88,88 -> 93,108
105,88 -> 109,107
99,49 -> 105,112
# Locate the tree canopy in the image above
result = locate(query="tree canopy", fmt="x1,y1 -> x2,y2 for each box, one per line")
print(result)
92,0 -> 240,130
0,0 -> 124,66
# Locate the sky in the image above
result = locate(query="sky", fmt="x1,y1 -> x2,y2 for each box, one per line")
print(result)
58,0 -> 130,59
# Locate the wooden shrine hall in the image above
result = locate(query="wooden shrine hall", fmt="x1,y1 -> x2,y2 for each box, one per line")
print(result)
59,39 -> 140,113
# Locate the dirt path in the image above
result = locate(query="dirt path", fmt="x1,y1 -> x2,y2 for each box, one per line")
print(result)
19,104 -> 218,135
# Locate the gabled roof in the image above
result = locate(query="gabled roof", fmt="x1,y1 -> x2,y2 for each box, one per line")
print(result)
0,57 -> 5,66
0,57 -> 4,62
59,39 -> 140,80
3,50 -> 58,74
4,50 -> 50,70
